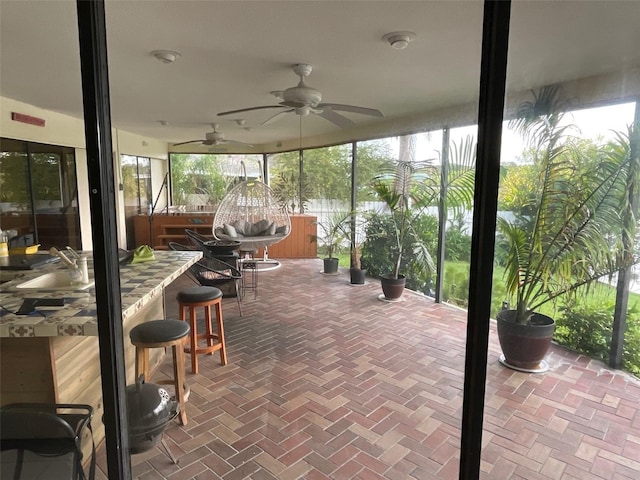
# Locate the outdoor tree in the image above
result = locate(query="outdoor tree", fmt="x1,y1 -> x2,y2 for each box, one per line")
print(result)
170,154 -> 237,205
498,163 -> 539,216
268,141 -> 395,212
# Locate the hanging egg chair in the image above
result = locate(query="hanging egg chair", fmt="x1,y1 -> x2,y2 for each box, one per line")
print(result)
212,162 -> 290,259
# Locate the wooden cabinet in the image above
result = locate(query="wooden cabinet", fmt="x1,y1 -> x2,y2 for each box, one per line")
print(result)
264,214 -> 317,259
133,214 -> 317,258
133,214 -> 213,249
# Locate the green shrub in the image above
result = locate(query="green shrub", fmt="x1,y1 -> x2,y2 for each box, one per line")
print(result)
361,211 -> 438,294
442,262 -> 508,317
445,228 -> 472,263
555,299 -> 640,375
444,214 -> 472,263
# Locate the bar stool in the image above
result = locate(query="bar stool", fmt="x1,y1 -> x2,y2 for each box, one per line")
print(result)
129,320 -> 190,426
177,286 -> 227,374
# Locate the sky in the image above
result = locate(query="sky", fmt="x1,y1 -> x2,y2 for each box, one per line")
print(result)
411,101 -> 637,165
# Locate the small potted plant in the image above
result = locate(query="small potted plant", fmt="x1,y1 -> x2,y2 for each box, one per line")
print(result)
346,212 -> 367,284
370,135 -> 476,299
371,161 -> 433,299
312,211 -> 351,274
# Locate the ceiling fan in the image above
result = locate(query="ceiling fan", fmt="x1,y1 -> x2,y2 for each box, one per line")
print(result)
172,123 -> 252,147
217,64 -> 384,128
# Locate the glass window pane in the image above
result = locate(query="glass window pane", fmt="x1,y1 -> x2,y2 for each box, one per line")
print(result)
487,2 -> 640,478
0,139 -> 34,243
0,138 -> 80,249
169,153 -> 260,212
267,151 -> 303,214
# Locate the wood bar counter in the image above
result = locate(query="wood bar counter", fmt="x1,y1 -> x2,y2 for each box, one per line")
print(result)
0,250 -> 202,454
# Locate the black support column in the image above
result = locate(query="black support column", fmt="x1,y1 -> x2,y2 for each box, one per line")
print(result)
611,100 -> 640,369
459,2 -> 511,479
435,128 -> 450,303
76,1 -> 131,478
351,142 -> 358,265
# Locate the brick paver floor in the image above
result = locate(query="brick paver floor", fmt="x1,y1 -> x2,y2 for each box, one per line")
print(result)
95,259 -> 640,479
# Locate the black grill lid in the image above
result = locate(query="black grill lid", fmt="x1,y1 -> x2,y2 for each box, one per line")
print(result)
126,375 -> 177,433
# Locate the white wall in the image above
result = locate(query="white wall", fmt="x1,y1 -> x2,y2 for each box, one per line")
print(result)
1,96 -> 169,249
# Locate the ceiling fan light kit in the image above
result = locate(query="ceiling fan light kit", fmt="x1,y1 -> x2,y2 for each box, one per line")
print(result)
382,31 -> 416,50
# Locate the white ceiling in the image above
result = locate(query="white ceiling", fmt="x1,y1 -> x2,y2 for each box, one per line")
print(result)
1,1 -> 639,151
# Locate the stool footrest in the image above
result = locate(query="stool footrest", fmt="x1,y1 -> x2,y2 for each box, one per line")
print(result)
184,344 -> 222,355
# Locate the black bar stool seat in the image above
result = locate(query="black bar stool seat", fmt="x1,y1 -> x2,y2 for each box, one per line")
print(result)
129,320 -> 190,425
130,319 -> 190,345
176,286 -> 223,304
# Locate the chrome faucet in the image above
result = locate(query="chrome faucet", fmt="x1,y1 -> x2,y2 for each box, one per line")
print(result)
49,247 -> 89,285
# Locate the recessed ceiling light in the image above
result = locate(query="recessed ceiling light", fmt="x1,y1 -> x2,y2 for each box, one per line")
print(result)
150,50 -> 181,64
382,31 -> 416,50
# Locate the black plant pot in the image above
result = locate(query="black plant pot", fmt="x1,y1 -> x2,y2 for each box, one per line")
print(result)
323,257 -> 339,274
496,309 -> 555,372
350,268 -> 366,285
380,273 -> 406,300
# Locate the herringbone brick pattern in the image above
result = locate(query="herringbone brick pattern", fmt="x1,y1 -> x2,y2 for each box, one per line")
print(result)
95,259 -> 640,479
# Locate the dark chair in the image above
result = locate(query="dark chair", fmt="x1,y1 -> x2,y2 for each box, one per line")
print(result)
184,228 -> 214,247
168,242 -> 242,316
184,228 -> 241,258
0,403 -> 95,480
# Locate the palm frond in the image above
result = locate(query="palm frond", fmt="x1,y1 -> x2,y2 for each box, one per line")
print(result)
499,87 -> 639,324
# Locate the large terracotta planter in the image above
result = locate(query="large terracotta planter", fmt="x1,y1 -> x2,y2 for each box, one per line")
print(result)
496,309 -> 555,372
380,274 -> 406,300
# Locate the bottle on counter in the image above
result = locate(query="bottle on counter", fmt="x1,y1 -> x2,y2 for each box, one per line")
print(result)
0,231 -> 8,257
69,256 -> 90,285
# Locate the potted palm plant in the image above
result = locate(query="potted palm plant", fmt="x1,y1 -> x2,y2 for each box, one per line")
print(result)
344,211 -> 367,284
312,211 -> 351,274
370,135 -> 476,299
496,86 -> 639,372
350,241 -> 366,284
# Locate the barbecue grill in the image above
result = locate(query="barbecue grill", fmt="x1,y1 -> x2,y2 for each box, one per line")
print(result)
126,375 -> 178,454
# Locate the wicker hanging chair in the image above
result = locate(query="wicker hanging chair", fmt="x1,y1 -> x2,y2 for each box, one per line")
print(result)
212,178 -> 291,253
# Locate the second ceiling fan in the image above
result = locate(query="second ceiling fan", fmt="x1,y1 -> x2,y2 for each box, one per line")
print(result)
217,64 -> 384,128
172,123 -> 252,147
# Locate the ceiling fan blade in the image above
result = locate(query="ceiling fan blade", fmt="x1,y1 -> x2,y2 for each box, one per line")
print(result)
224,139 -> 254,147
172,140 -> 203,146
261,109 -> 294,126
317,109 -> 355,128
217,105 -> 283,116
319,103 -> 384,117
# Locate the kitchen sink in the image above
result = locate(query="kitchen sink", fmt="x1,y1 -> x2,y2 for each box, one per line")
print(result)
15,271 -> 95,291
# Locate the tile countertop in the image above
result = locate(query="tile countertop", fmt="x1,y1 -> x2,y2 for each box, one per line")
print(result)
0,250 -> 202,338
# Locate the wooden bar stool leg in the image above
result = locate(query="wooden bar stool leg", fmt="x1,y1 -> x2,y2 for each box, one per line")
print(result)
172,341 -> 188,426
135,346 -> 150,381
179,303 -> 197,375
189,305 -> 199,374
205,304 -> 214,353
215,301 -> 227,365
